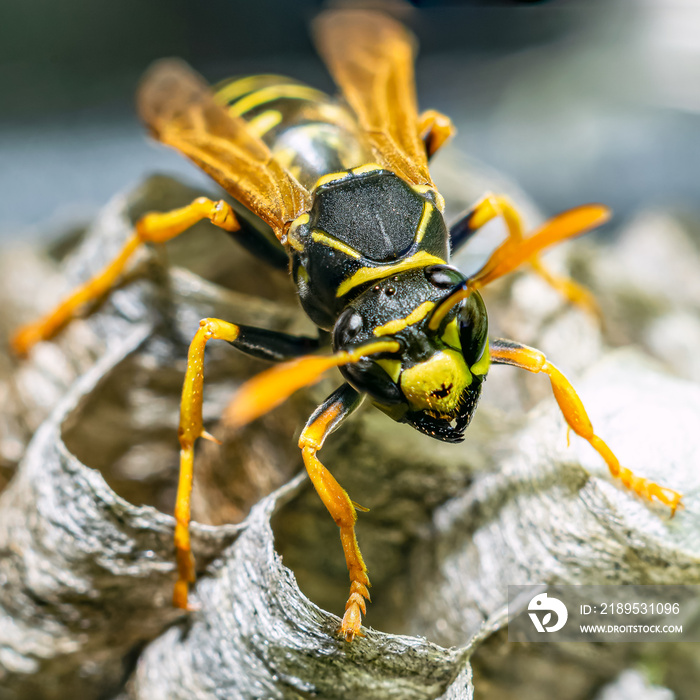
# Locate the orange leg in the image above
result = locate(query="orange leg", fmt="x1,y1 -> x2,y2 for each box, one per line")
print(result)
174,318 -> 239,609
490,339 -> 683,514
298,384 -> 367,641
418,109 -> 456,160
457,193 -> 601,318
175,318 -> 333,609
10,197 -> 240,356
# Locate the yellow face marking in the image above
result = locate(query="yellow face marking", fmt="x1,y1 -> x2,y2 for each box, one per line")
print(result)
336,251 -> 446,298
313,170 -> 352,190
351,163 -> 384,176
376,359 -> 401,383
471,340 -> 490,376
373,301 -> 435,337
246,109 -> 282,138
311,230 -> 361,259
228,84 -> 324,117
400,349 -> 472,414
415,202 -> 434,244
215,75 -> 290,105
441,318 -> 461,350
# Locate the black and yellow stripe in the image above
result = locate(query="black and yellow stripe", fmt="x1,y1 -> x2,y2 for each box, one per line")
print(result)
215,75 -> 370,189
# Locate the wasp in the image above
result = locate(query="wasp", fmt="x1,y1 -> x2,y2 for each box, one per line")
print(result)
11,8 -> 683,642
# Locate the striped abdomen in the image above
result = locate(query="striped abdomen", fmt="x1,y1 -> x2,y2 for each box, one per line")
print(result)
215,75 -> 370,190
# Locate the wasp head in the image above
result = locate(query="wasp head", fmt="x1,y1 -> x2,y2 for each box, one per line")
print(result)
333,266 -> 489,443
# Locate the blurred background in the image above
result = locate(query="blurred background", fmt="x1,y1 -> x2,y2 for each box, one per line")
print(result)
2,3 -> 700,699
2,0 -> 700,241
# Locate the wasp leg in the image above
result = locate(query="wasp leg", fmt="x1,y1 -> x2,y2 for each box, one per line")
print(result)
298,383 -> 368,642
450,193 -> 601,318
175,318 -> 322,610
11,197 -> 252,356
490,338 -> 683,514
418,109 -> 456,160
226,214 -> 289,270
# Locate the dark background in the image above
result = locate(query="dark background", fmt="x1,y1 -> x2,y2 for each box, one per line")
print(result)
2,0 -> 700,239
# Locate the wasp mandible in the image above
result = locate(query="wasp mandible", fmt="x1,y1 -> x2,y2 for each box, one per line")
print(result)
11,8 -> 683,642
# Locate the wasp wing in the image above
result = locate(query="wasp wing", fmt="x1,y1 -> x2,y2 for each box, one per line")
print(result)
314,8 -> 433,188
137,59 -> 312,238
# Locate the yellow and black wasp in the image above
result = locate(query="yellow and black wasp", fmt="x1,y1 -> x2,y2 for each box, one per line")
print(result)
11,8 -> 682,641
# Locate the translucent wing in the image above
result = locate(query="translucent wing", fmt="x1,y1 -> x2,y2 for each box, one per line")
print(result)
137,59 -> 312,238
314,8 -> 433,188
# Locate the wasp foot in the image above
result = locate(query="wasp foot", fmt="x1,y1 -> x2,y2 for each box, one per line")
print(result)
617,466 -> 684,517
340,578 -> 370,642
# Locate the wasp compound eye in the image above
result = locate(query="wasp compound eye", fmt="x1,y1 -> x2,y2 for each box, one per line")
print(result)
458,290 -> 488,365
333,308 -> 364,347
341,359 -> 404,405
424,264 -> 464,290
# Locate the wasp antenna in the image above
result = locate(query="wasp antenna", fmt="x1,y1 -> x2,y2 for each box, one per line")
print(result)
429,204 -> 610,333
428,280 -> 474,331
224,339 -> 400,429
469,204 -> 611,291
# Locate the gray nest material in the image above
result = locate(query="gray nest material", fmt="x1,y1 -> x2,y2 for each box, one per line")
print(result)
1,170 -> 698,700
